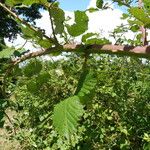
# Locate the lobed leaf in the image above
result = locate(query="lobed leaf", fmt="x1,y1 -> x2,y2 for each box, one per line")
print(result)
21,26 -> 42,39
21,26 -> 53,48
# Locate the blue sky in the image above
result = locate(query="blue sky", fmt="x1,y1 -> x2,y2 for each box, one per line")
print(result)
58,0 -> 90,11
58,0 -> 127,12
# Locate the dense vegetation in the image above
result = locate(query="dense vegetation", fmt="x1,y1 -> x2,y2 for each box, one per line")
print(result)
0,0 -> 150,149
2,55 -> 149,149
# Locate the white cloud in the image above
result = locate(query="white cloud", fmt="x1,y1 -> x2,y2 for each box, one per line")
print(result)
87,9 -> 123,36
86,0 -> 150,43
87,0 -> 125,43
87,0 -> 96,8
87,0 -> 113,9
35,10 -> 52,37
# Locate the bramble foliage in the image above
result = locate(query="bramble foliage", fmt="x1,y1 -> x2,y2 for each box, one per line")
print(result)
0,0 -> 150,149
4,55 -> 150,149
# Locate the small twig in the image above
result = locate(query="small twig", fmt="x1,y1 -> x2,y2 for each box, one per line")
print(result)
113,0 -> 131,8
11,46 -> 59,65
47,3 -> 59,45
18,40 -> 28,50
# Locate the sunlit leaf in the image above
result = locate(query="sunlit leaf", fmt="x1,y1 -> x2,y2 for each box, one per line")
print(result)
96,0 -> 103,9
5,0 -> 47,6
0,47 -> 16,58
53,96 -> 84,139
82,33 -> 97,43
129,7 -> 150,27
66,11 -> 89,37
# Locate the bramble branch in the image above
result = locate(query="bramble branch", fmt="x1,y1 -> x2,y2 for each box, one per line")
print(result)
11,46 -> 59,65
10,44 -> 150,66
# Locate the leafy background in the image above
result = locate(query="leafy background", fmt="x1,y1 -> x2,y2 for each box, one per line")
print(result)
0,0 -> 150,149
1,54 -> 150,149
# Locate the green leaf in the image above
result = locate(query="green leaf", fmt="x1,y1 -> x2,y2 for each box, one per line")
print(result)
38,39 -> 52,48
143,143 -> 150,150
27,80 -> 38,93
36,72 -> 50,85
23,60 -> 42,77
82,33 -> 97,43
21,26 -> 53,48
96,0 -> 103,9
143,0 -> 150,14
5,0 -> 23,6
22,0 -> 47,5
130,25 -> 139,32
5,0 -> 47,6
66,11 -> 89,37
0,47 -> 16,58
128,19 -> 143,27
21,26 -> 42,39
0,111 -> 5,128
86,7 -> 99,13
53,96 -> 84,139
143,133 -> 150,142
50,7 -> 65,34
75,68 -> 89,95
85,38 -> 110,45
78,72 -> 97,102
129,7 -> 150,26
121,13 -> 129,20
